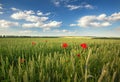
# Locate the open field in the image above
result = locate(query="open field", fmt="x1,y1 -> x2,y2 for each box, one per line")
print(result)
0,38 -> 120,82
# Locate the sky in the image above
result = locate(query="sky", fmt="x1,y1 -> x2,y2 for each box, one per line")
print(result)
0,0 -> 120,37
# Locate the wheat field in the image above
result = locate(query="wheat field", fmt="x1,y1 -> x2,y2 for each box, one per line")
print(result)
0,38 -> 120,82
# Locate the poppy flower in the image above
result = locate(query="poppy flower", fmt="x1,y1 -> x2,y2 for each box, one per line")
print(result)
62,43 -> 68,48
77,54 -> 80,57
80,43 -> 87,49
32,42 -> 36,45
20,58 -> 25,63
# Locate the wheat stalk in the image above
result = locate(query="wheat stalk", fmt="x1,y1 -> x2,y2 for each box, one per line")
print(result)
85,49 -> 92,82
111,71 -> 117,82
23,71 -> 28,82
98,63 -> 109,82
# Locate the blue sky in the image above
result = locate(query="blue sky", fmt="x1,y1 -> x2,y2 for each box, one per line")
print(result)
0,0 -> 120,37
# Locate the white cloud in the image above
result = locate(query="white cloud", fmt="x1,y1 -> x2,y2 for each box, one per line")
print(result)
37,10 -> 43,16
0,4 -> 3,9
26,16 -> 48,22
0,6 -> 3,9
41,21 -> 62,28
52,0 -> 94,10
66,4 -> 94,10
42,28 -> 76,35
70,12 -> 120,28
62,29 -> 69,32
66,5 -> 81,10
52,0 -> 79,6
108,12 -> 120,21
24,10 -> 35,15
11,9 -> 62,30
22,22 -> 43,28
100,22 -> 111,27
11,10 -> 48,22
70,24 -> 77,26
19,30 -> 36,34
97,14 -> 107,20
84,4 -> 94,9
77,15 -> 111,27
0,4 -> 3,14
37,10 -> 51,16
53,29 -> 76,34
0,20 -> 19,28
11,7 -> 20,11
53,1 -> 60,6
43,28 -> 51,32
0,12 -> 3,14
22,21 -> 62,29
45,12 -> 51,16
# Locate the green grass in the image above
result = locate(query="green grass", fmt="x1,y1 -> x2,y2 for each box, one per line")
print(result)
0,38 -> 120,82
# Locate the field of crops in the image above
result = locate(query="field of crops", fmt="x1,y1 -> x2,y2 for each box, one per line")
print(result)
0,38 -> 120,82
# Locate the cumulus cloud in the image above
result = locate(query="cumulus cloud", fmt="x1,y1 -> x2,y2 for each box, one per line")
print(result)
77,15 -> 111,27
11,9 -> 62,29
70,12 -> 120,28
11,10 -> 46,22
37,10 -> 43,16
22,23 -> 40,28
41,21 -> 62,28
108,12 -> 120,21
22,21 -> 62,29
0,20 -> 19,28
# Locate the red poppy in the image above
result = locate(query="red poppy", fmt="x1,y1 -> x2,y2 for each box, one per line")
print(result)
77,54 -> 80,57
20,58 -> 25,63
32,42 -> 36,45
62,43 -> 68,48
80,43 -> 87,49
